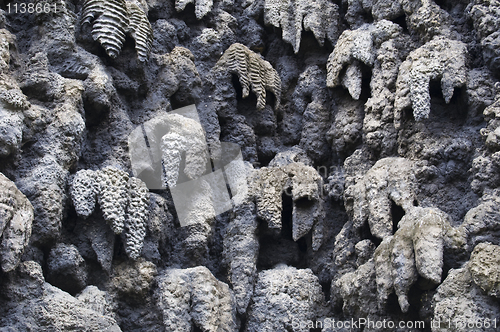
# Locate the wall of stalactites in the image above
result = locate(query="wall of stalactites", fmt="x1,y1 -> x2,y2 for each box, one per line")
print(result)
1,0 -> 500,330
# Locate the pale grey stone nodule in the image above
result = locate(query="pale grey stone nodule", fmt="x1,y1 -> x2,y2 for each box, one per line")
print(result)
327,20 -> 402,100
70,167 -> 149,260
0,172 -> 34,273
264,0 -> 339,54
82,0 -> 153,61
250,161 -> 324,250
373,207 -> 459,313
394,36 -> 468,128
215,43 -> 282,110
344,157 -> 417,239
175,0 -> 214,19
246,265 -> 325,332
156,266 -> 237,332
432,243 -> 500,332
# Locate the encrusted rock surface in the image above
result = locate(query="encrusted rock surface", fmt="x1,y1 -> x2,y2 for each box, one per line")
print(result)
0,0 -> 499,331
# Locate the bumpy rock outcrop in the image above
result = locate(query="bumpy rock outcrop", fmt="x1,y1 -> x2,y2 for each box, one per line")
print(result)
468,242 -> 500,298
215,43 -> 282,110
156,266 -> 237,332
335,258 -> 379,318
70,167 -> 150,260
82,0 -> 153,61
344,157 -> 417,239
250,162 -> 324,250
0,31 -> 29,157
263,0 -> 339,53
246,265 -> 325,332
0,261 -> 120,331
462,192 -> 500,249
469,0 -> 500,74
223,160 -> 258,314
394,36 -> 468,127
432,243 -> 500,332
96,166 -> 130,234
175,0 -> 213,19
110,258 -> 157,302
0,173 -> 34,273
124,177 -> 149,259
46,243 -> 88,295
160,113 -> 210,188
373,207 -> 462,313
70,169 -> 97,218
481,91 -> 500,151
292,66 -> 331,163
326,20 -> 402,100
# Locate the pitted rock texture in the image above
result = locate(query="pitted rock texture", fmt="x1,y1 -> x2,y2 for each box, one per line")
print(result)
394,36 -> 468,127
0,173 -> 34,273
156,266 -> 237,332
250,161 -> 324,250
70,167 -> 149,260
263,0 -> 339,54
344,157 -> 417,239
214,43 -> 282,111
246,265 -> 325,332
373,207 -> 461,313
432,243 -> 500,332
0,0 -> 499,330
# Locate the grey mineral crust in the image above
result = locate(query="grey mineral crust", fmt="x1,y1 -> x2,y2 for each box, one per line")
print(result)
0,0 -> 499,330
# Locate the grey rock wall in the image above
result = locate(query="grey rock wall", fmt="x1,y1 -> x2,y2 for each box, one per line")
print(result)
0,0 -> 499,331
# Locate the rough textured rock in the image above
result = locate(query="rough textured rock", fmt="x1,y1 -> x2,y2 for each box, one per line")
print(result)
0,261 -> 121,331
326,20 -> 402,100
175,0 -> 213,19
110,258 -> 157,302
70,169 -> 97,218
70,167 -> 150,260
0,0 -> 499,329
344,157 -> 417,239
82,0 -> 153,61
246,265 -> 325,332
468,242 -> 500,298
250,161 -> 324,250
335,258 -> 379,318
292,66 -> 331,163
394,36 -> 468,127
469,0 -> 500,74
463,192 -> 500,249
46,243 -> 88,295
214,43 -> 282,110
156,266 -> 237,332
432,245 -> 500,332
263,0 -> 339,53
373,207 -> 461,313
0,173 -> 34,273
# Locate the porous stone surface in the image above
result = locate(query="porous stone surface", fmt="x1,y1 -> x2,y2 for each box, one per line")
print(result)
344,157 -> 417,239
432,245 -> 500,332
263,0 -> 339,53
0,0 -> 499,330
47,243 -> 88,295
156,266 -> 237,332
0,173 -> 34,273
246,265 -> 325,332
70,167 -> 150,260
0,261 -> 121,331
373,207 -> 461,313
250,160 -> 324,250
394,36 -> 468,126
